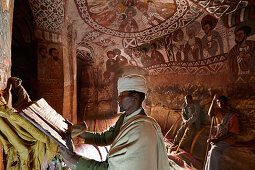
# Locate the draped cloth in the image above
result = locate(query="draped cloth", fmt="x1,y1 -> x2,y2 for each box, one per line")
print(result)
107,115 -> 169,170
77,113 -> 170,170
0,105 -> 58,170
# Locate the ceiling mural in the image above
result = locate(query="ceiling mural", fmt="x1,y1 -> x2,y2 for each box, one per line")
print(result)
70,0 -> 255,84
97,13 -> 229,74
74,0 -> 203,40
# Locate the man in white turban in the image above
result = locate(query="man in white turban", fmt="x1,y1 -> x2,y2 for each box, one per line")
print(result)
59,74 -> 170,170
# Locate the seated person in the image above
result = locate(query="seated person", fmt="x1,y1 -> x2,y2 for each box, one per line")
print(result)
205,95 -> 239,170
170,95 -> 201,152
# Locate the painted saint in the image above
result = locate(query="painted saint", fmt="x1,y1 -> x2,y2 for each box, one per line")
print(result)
228,26 -> 255,79
201,15 -> 224,58
119,7 -> 139,32
184,21 -> 203,61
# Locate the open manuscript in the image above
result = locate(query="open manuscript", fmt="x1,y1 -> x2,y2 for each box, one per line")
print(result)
21,98 -> 69,148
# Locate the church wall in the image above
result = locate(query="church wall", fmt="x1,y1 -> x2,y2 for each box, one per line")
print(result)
71,1 -> 255,138
31,0 -> 77,122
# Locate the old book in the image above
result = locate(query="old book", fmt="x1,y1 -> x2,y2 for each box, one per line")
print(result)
21,98 -> 68,148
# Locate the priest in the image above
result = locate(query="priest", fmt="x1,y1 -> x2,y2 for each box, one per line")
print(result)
59,74 -> 169,170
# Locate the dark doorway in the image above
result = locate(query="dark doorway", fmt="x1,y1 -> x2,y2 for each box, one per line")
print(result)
11,0 -> 38,100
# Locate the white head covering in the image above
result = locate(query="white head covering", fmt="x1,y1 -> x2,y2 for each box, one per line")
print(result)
118,74 -> 147,95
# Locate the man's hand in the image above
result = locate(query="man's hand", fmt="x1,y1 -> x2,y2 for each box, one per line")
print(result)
207,138 -> 219,145
65,134 -> 75,152
70,122 -> 88,138
58,146 -> 80,165
183,121 -> 189,128
64,120 -> 88,138
212,94 -> 218,102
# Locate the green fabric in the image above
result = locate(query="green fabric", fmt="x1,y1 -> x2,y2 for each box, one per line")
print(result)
0,105 -> 58,170
76,158 -> 109,170
84,114 -> 125,146
76,113 -> 126,170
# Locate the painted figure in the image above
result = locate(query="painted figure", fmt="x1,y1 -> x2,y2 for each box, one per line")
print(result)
119,7 -> 139,32
140,47 -> 151,67
150,43 -> 165,64
201,15 -> 224,58
228,26 -> 255,79
112,13 -> 127,29
184,21 -> 203,61
47,48 -> 61,79
170,95 -> 201,152
113,48 -> 128,67
172,29 -> 186,62
146,0 -> 176,19
38,46 -> 48,78
122,0 -> 138,7
91,2 -> 125,27
105,50 -> 117,73
137,2 -> 164,29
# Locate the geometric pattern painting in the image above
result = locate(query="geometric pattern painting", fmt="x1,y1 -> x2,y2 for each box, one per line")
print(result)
74,0 -> 203,40
190,0 -> 248,18
28,0 -> 64,33
146,54 -> 228,75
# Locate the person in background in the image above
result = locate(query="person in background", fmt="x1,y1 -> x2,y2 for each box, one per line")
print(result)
170,95 -> 201,152
205,95 -> 239,170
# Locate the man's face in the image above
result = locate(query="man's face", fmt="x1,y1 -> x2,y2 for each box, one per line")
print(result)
118,91 -> 135,112
216,99 -> 226,108
235,30 -> 246,44
185,96 -> 192,105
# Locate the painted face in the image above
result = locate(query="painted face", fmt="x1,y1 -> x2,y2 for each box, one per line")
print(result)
117,91 -> 135,112
176,32 -> 184,41
150,45 -> 155,51
51,49 -> 58,57
139,6 -> 146,13
203,24 -> 211,34
235,30 -> 246,44
108,53 -> 114,59
188,28 -> 195,38
128,10 -> 133,17
40,48 -> 47,57
116,51 -> 120,55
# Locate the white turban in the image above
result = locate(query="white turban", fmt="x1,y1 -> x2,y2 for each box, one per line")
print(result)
118,74 -> 147,95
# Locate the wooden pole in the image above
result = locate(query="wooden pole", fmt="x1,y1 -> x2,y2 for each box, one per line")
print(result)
175,126 -> 189,154
203,116 -> 214,170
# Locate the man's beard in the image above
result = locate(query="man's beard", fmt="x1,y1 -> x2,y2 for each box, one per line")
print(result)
235,37 -> 245,45
119,106 -> 125,112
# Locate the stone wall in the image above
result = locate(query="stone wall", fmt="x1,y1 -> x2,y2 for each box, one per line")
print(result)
0,0 -> 13,91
